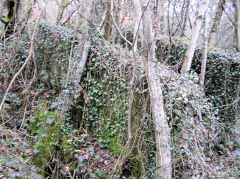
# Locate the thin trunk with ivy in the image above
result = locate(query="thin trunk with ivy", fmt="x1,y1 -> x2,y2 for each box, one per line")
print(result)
59,1 -> 90,120
181,0 -> 209,74
141,1 -> 172,178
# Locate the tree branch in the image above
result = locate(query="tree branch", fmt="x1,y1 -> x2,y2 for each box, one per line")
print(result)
0,3 -> 45,113
102,0 -> 133,46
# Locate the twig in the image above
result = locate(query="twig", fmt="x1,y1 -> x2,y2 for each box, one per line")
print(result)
65,165 -> 74,179
0,3 -> 45,113
223,8 -> 235,26
62,4 -> 81,26
102,0 -> 133,46
212,97 -> 240,110
108,95 -> 149,178
76,12 -> 109,48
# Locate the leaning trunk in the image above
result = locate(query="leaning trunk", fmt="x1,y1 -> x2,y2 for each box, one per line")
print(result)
208,0 -> 226,48
141,1 -> 172,178
200,14 -> 208,86
58,1 -> 90,120
181,0 -> 209,74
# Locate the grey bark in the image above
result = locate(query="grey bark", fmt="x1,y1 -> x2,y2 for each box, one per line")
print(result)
234,0 -> 240,51
103,0 -> 112,41
154,0 -> 164,37
200,14 -> 208,86
128,0 -> 142,152
132,0 -> 143,51
208,0 -> 226,48
141,1 -> 172,178
181,0 -> 190,37
59,1 -> 91,119
181,0 -> 210,74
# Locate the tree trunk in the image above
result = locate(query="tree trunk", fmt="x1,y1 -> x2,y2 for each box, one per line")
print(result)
141,1 -> 172,178
181,0 -> 209,74
200,14 -> 208,86
234,0 -> 240,51
103,0 -> 112,41
154,0 -> 164,37
0,0 -> 20,39
181,0 -> 190,37
128,0 -> 143,151
132,0 -> 143,51
208,0 -> 226,48
59,0 -> 90,120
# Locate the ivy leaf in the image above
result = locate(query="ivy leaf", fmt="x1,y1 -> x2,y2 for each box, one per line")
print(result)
78,156 -> 84,163
46,118 -> 53,125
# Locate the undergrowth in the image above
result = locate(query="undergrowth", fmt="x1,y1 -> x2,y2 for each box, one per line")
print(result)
0,21 -> 239,178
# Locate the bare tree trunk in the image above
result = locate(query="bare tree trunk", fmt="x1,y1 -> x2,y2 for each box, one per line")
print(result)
0,0 -> 20,39
160,9 -> 167,35
154,0 -> 164,37
208,0 -> 226,48
181,0 -> 209,74
200,14 -> 208,86
234,0 -> 240,51
59,0 -> 91,119
167,0 -> 172,42
141,1 -> 172,178
103,0 -> 112,41
128,0 -> 143,151
181,0 -> 190,37
234,77 -> 240,145
132,0 -> 143,51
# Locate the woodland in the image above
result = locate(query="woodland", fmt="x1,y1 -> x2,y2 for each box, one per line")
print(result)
0,0 -> 240,178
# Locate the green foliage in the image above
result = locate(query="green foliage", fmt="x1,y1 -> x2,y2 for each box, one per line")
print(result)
78,44 -> 154,176
156,40 -> 240,125
0,125 -> 41,178
84,62 -> 129,156
156,40 -> 240,177
30,102 -> 62,173
1,21 -> 240,178
29,102 -> 79,176
63,0 -> 70,7
21,0 -> 27,6
35,21 -> 76,92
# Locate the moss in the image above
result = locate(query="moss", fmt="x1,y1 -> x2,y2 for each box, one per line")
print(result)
30,105 -> 62,175
85,77 -> 127,156
107,135 -> 123,156
131,159 -> 142,177
90,125 -> 124,157
61,136 -> 76,163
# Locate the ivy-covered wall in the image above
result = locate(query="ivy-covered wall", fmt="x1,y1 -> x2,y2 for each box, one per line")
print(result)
156,40 -> 240,126
33,24 -> 240,177
1,22 -> 240,177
